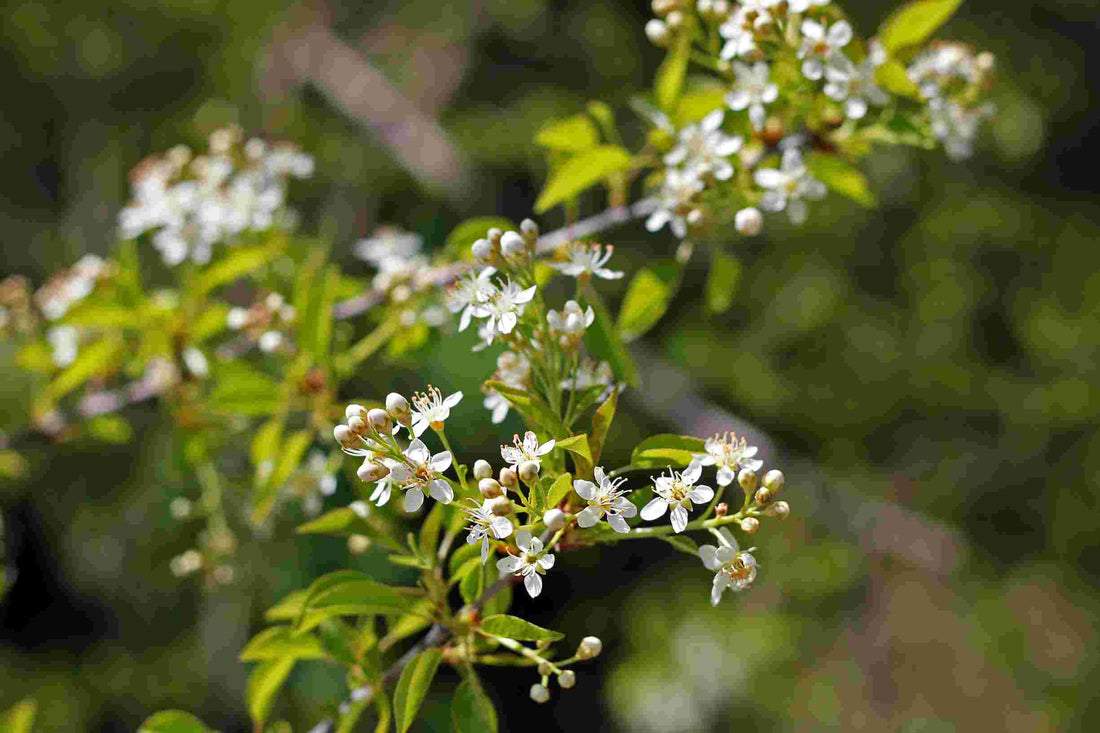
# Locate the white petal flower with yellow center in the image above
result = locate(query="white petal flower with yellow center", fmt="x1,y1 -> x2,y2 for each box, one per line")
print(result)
472,278 -> 537,342
753,147 -> 827,225
574,467 -> 637,534
445,267 -> 497,332
389,439 -> 454,512
464,499 -> 515,564
368,458 -> 399,507
725,62 -> 779,131
694,432 -> 763,487
699,528 -> 758,605
546,300 -> 595,345
640,462 -> 714,533
645,168 -> 704,238
798,19 -> 853,81
496,529 -> 555,598
483,351 -> 531,424
501,431 -> 556,470
408,386 -> 463,438
665,110 -> 743,181
550,242 -> 623,280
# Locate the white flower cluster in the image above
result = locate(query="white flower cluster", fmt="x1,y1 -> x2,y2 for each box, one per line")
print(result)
355,225 -> 436,299
118,126 -> 313,266
33,254 -> 110,321
908,42 -> 996,160
226,291 -> 297,354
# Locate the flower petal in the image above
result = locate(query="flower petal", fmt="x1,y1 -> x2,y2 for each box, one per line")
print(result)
515,529 -> 533,549
538,553 -> 555,570
573,480 -> 598,500
613,497 -> 637,517
481,536 -> 490,565
690,485 -> 714,504
430,451 -> 453,473
497,555 -> 522,574
490,516 -> 514,539
593,466 -> 606,484
670,505 -> 689,533
683,461 -> 702,484
607,513 -> 630,534
576,506 -> 601,528
524,571 -> 543,598
699,545 -> 721,570
429,479 -> 454,504
640,497 -> 668,521
403,488 -> 425,513
717,466 -> 735,486
444,391 -> 463,408
536,438 -> 555,455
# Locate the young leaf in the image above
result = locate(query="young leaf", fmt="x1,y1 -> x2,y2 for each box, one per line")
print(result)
193,243 -> 279,297
617,266 -> 675,342
208,362 -> 281,415
419,501 -> 449,558
807,154 -> 876,207
480,614 -> 564,641
875,58 -> 922,98
586,100 -> 617,141
265,590 -> 308,621
453,674 -> 498,733
534,145 -> 633,213
45,337 -> 123,402
297,508 -> 405,551
252,429 -> 313,525
590,388 -> 619,465
296,571 -> 411,630
483,380 -> 565,435
393,648 -> 444,733
878,0 -> 963,54
535,114 -> 600,152
555,434 -> 592,464
460,561 -> 489,604
706,251 -> 741,314
545,472 -> 574,509
137,711 -> 213,733
631,434 -> 706,467
2,699 -> 36,733
247,657 -> 296,727
380,601 -> 435,651
239,626 -> 328,661
655,28 -> 691,111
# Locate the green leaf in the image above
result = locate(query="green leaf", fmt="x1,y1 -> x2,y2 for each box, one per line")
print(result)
45,337 -> 123,402
655,29 -> 691,111
190,303 -> 231,342
193,244 -> 279,297
444,217 -> 517,258
318,618 -> 362,667
631,434 -> 706,468
535,114 -> 600,152
617,264 -> 677,342
555,434 -> 592,464
590,388 -> 618,466
2,699 -> 37,733
453,674 -> 498,733
661,534 -> 701,556
62,301 -> 136,328
297,508 -> 404,551
208,362 -> 281,415
247,656 -> 296,727
586,100 -> 617,141
448,543 -> 484,576
705,251 -> 741,314
296,571 -> 411,631
674,86 -> 727,127
460,560 -> 489,605
419,501 -> 449,557
380,601 -> 435,650
875,58 -> 921,98
137,711 -> 213,733
239,626 -> 328,661
878,0 -> 963,54
534,145 -> 633,214
86,415 -> 133,444
480,614 -> 564,642
483,381 -> 565,435
393,649 -> 443,733
583,282 -> 639,386
265,590 -> 308,621
337,318 -> 402,374
252,429 -> 312,525
545,472 -> 574,509
807,153 -> 876,207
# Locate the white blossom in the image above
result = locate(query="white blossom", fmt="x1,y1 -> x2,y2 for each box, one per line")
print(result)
46,325 -> 79,367
182,347 -> 209,378
665,110 -> 743,181
496,529 -> 555,598
368,460 -> 400,507
787,0 -> 829,12
472,279 -> 537,342
798,19 -> 853,81
546,300 -> 595,343
725,62 -> 779,131
409,386 -> 463,438
640,462 -> 714,533
574,467 -> 637,534
446,267 -> 497,331
694,432 -> 763,487
483,351 -> 531,424
464,499 -> 515,564
354,226 -> 423,271
699,527 -> 758,604
719,0 -> 779,61
501,431 -> 555,470
34,254 -> 107,321
823,47 -> 890,120
646,168 -> 704,238
390,438 -> 454,512
753,148 -> 827,225
549,242 -> 623,280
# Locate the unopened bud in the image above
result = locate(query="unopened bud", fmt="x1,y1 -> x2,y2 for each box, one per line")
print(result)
740,517 -> 760,534
543,508 -> 565,531
768,500 -> 789,519
713,0 -> 730,18
738,468 -> 758,492
652,0 -> 674,15
577,636 -> 603,660
735,207 -> 763,236
530,683 -> 550,704
520,218 -> 539,242
473,460 -> 493,480
367,408 -> 392,434
347,534 -> 371,553
345,404 -> 368,421
499,467 -> 518,489
645,19 -> 670,46
385,393 -> 411,425
762,469 -> 784,493
537,661 -> 553,676
714,502 -> 729,517
479,478 -> 503,499
471,238 -> 493,262
518,460 -> 541,483
558,670 -> 576,689
347,415 -> 369,437
357,461 -> 390,483
487,228 -> 503,246
754,487 -> 771,505
489,496 -> 513,517
501,230 -> 527,258
666,10 -> 685,29
334,424 -> 358,449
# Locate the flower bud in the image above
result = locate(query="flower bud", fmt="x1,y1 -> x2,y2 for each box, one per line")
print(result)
334,424 -> 358,449
501,230 -> 527,258
558,670 -> 576,689
697,0 -> 713,17
738,468 -> 758,492
754,487 -> 771,505
479,478 -> 503,499
714,502 -> 729,517
537,661 -> 553,676
767,500 -> 789,519
345,403 -> 368,421
367,408 -> 392,434
473,460 -> 493,480
357,461 -> 390,483
471,238 -> 493,262
763,469 -> 784,493
347,534 -> 371,553
520,218 -> 539,242
645,19 -> 670,46
347,415 -> 369,437
735,207 -> 763,236
518,460 -> 541,483
499,467 -> 518,489
666,10 -> 684,29
740,517 -> 760,534
530,683 -> 550,704
652,0 -> 674,15
489,496 -> 513,517
712,0 -> 730,18
385,393 -> 412,425
487,228 -> 503,246
577,636 -> 603,660
543,508 -> 565,531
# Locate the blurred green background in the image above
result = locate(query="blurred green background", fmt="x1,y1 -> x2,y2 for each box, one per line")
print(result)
2,0 -> 1099,731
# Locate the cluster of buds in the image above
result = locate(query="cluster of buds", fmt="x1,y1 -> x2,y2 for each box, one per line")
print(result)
225,291 -> 297,354
473,458 -> 516,520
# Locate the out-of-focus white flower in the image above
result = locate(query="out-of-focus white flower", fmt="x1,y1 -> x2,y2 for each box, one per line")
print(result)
735,207 -> 763,236
471,279 -> 537,342
550,242 -> 624,280
725,62 -> 779,130
226,307 -> 250,330
389,438 -> 454,512
787,0 -> 829,12
640,462 -> 714,533
496,529 -> 555,598
646,169 -> 704,238
665,110 -> 743,180
258,330 -> 284,353
928,98 -> 995,160
694,432 -> 763,487
34,254 -> 108,321
464,499 -> 515,564
354,226 -> 423,271
564,359 -> 616,395
368,460 -> 399,507
547,300 -> 595,345
182,347 -> 209,377
823,47 -> 890,120
501,431 -> 555,470
798,19 -> 853,81
446,267 -> 497,331
482,351 -> 531,424
574,467 -> 637,534
753,148 -> 827,225
908,43 -> 996,160
409,386 -> 463,438
699,527 -> 758,604
46,325 -> 79,367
